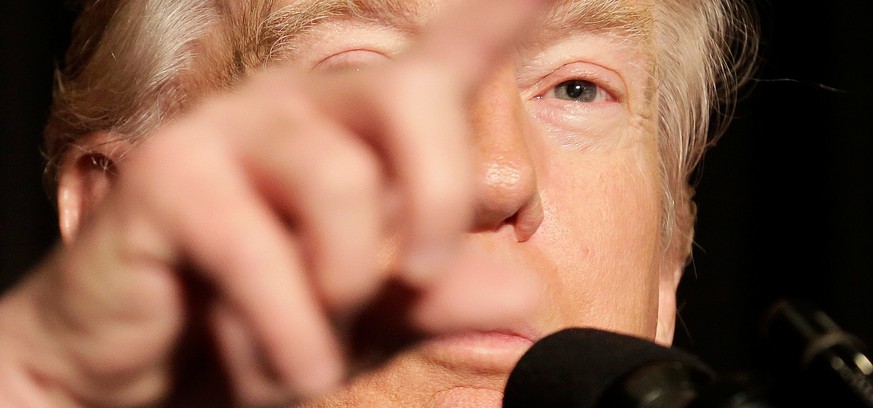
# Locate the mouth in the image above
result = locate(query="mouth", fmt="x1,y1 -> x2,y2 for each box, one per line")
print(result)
345,283 -> 540,377
417,329 -> 539,375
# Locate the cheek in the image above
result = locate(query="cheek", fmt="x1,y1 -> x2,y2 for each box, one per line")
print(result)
536,145 -> 663,339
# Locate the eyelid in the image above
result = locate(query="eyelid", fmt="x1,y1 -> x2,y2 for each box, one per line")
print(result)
532,62 -> 626,103
314,49 -> 391,71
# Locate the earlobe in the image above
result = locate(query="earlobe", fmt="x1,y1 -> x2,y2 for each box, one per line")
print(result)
56,133 -> 128,243
655,196 -> 696,346
655,264 -> 682,346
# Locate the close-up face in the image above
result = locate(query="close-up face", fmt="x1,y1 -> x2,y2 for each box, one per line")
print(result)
259,0 -> 673,405
39,0 -> 740,405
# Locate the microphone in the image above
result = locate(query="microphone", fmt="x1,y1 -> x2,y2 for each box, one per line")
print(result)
763,299 -> 873,407
503,328 -> 771,408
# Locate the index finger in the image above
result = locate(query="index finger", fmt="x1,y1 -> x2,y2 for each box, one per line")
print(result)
303,0 -> 556,285
385,0 -> 554,281
402,0 -> 554,94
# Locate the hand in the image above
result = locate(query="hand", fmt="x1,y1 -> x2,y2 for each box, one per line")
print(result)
0,0 -> 549,406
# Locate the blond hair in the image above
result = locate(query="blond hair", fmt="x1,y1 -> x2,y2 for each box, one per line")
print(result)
43,0 -> 757,259
653,0 -> 757,259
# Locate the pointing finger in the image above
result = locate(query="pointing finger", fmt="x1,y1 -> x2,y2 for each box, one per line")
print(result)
403,0 -> 553,94
305,0 -> 554,285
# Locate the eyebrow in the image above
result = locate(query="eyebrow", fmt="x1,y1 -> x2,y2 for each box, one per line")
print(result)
266,0 -> 418,30
256,0 -> 653,62
255,0 -> 420,61
539,0 -> 657,107
544,0 -> 654,40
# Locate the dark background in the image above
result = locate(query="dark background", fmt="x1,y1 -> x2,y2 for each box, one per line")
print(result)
2,0 -> 871,384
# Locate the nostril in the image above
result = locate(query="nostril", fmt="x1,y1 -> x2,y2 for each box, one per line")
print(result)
511,194 -> 543,242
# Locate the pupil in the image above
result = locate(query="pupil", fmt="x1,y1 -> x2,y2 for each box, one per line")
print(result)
566,82 -> 585,99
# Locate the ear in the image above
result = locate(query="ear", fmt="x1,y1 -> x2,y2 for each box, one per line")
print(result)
56,132 -> 130,243
654,261 -> 683,346
655,195 -> 696,346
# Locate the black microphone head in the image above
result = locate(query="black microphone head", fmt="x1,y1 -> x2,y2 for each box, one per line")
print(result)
763,299 -> 873,407
503,328 -> 714,408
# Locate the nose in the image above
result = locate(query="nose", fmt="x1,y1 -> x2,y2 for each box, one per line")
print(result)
469,64 -> 543,242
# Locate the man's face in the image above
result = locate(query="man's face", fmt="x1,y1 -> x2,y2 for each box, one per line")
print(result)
270,0 -> 669,405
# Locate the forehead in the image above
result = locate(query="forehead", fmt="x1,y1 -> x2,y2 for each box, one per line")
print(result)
268,0 -> 654,40
544,0 -> 653,39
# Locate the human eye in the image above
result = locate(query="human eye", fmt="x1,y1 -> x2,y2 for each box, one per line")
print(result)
542,79 -> 613,103
525,59 -> 626,108
523,61 -> 629,148
314,49 -> 390,72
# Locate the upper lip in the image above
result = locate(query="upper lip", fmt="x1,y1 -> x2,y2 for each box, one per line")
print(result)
505,326 -> 541,344
473,322 -> 544,345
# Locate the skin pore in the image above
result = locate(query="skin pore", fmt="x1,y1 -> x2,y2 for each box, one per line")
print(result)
249,0 -> 674,406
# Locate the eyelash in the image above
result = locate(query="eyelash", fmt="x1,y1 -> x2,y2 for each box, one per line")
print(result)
315,49 -> 390,71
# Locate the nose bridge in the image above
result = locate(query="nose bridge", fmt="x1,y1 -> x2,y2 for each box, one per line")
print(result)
469,64 -> 543,241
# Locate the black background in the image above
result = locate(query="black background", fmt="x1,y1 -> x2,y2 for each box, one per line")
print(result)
2,0 -> 871,384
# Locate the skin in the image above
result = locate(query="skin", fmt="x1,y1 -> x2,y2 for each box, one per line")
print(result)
0,0 -> 684,407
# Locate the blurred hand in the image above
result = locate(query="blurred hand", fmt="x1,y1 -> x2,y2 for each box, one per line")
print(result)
0,0 -> 549,406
